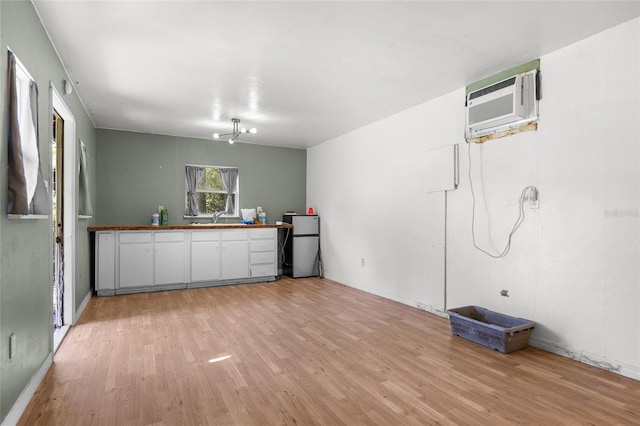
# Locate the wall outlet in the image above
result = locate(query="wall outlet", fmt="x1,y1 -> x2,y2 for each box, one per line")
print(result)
360,258 -> 365,267
9,333 -> 16,360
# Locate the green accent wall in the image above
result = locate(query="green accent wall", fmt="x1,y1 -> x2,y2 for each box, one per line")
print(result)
95,130 -> 307,225
466,59 -> 540,94
0,1 -> 97,422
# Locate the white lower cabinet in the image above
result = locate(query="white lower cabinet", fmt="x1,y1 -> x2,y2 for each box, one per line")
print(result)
249,228 -> 277,278
96,232 -> 115,293
221,230 -> 249,280
95,228 -> 279,295
118,232 -> 153,288
154,232 -> 186,285
191,231 -> 220,282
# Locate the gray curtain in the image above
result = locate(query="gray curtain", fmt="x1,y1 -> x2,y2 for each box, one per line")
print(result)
78,141 -> 93,215
185,165 -> 205,216
7,51 -> 50,215
219,168 -> 239,215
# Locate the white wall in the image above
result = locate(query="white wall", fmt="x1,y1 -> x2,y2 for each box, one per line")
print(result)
308,88 -> 463,312
307,18 -> 639,380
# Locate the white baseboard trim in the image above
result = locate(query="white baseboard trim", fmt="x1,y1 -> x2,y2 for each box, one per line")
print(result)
529,337 -> 640,381
53,325 -> 71,353
75,290 -> 92,324
1,353 -> 53,426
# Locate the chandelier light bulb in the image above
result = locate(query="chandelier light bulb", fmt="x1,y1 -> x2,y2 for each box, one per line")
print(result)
249,128 -> 257,134
240,127 -> 247,134
213,133 -> 220,139
228,137 -> 235,144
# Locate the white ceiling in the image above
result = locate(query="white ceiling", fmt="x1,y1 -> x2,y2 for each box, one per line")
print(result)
33,1 -> 639,149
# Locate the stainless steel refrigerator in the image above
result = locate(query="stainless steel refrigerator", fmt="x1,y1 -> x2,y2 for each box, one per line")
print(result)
283,215 -> 320,278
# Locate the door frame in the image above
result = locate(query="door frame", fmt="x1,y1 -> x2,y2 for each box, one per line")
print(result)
51,84 -> 77,337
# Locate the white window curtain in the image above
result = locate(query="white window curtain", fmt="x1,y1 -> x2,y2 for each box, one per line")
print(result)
7,50 -> 50,215
219,168 -> 239,215
78,141 -> 93,215
185,165 -> 205,216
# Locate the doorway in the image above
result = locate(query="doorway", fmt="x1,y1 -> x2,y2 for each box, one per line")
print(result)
52,110 -> 64,333
51,86 -> 76,352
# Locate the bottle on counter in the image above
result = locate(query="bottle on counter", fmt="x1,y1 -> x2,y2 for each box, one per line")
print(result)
257,206 -> 266,224
160,208 -> 169,226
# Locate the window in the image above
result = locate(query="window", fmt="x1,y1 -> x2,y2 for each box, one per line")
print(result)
185,165 -> 239,217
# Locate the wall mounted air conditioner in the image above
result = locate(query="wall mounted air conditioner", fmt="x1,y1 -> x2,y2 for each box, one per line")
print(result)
465,69 -> 539,139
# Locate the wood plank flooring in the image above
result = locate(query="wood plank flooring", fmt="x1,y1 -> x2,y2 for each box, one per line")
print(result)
19,277 -> 640,425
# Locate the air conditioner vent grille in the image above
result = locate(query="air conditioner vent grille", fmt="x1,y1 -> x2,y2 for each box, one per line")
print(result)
468,76 -> 517,101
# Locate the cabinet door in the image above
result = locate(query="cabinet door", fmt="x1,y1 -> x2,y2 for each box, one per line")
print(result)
154,241 -> 185,285
96,232 -> 114,291
191,241 -> 220,282
119,243 -> 153,288
221,240 -> 249,280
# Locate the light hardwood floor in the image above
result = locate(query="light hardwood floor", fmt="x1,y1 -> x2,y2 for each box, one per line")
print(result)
19,277 -> 640,425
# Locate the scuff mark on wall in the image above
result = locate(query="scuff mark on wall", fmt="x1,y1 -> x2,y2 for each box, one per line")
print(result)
581,355 -> 622,373
530,337 -> 627,377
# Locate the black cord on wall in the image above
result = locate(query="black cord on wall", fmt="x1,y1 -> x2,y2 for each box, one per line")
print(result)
467,141 -> 536,258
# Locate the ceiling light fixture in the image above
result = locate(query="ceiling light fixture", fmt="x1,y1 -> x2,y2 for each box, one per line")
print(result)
213,118 -> 257,144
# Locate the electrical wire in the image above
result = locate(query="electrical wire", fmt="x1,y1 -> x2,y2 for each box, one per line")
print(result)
279,227 -> 291,265
467,141 -> 535,258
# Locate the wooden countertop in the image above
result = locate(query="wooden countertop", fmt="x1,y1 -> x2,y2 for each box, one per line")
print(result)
88,223 -> 293,232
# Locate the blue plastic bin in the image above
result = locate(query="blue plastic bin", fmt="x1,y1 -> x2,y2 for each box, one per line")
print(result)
447,306 -> 535,353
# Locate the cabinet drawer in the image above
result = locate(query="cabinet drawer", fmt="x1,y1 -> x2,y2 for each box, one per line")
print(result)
221,230 -> 248,241
119,232 -> 152,243
250,239 -> 275,253
250,251 -> 275,265
250,228 -> 275,239
191,231 -> 220,242
251,264 -> 276,277
155,232 -> 184,242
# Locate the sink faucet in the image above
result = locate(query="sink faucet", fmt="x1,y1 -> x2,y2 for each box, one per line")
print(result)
212,211 -> 225,223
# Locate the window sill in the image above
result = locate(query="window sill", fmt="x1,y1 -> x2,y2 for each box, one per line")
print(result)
8,214 -> 48,220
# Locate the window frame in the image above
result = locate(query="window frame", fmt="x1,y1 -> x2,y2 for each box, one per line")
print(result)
184,164 -> 239,219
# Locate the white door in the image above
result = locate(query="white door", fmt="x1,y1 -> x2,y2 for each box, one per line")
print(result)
221,241 -> 249,280
154,241 -> 185,285
119,243 -> 153,288
191,241 -> 220,282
